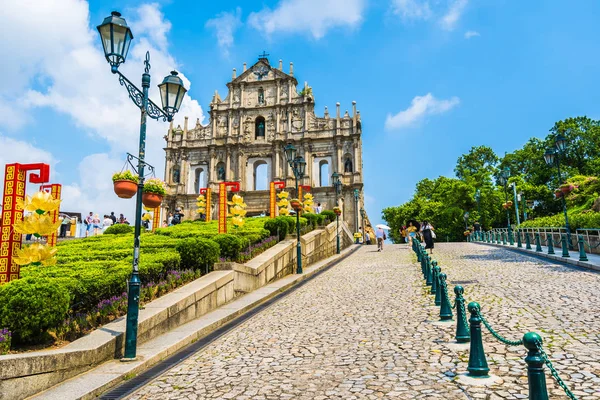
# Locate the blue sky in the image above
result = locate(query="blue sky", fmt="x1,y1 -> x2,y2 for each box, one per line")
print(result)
2,0 -> 600,227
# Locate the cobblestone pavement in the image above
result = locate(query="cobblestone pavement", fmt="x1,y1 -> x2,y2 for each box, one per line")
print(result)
128,244 -> 600,400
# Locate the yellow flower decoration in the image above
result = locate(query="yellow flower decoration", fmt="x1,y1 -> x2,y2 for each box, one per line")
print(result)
13,214 -> 62,236
279,207 -> 290,216
142,213 -> 152,221
277,191 -> 289,199
303,193 -> 314,213
277,198 -> 289,207
16,191 -> 61,214
229,194 -> 247,227
13,243 -> 58,267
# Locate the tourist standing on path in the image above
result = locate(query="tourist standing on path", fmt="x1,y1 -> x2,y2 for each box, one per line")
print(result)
85,212 -> 93,237
102,214 -> 113,232
375,227 -> 386,252
406,221 -> 417,246
314,202 -> 322,214
109,212 -> 117,225
421,221 -> 435,254
92,214 -> 102,236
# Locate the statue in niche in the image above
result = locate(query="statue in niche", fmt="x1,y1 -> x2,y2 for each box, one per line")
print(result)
344,158 -> 353,173
258,88 -> 265,105
172,166 -> 181,183
217,165 -> 226,181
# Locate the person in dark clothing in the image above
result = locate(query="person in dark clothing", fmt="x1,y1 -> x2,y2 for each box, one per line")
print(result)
171,207 -> 184,225
110,212 -> 117,225
421,220 -> 435,254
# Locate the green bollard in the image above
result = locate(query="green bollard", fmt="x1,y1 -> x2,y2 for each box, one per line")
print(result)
561,234 -> 570,258
578,235 -> 588,262
417,244 -> 422,262
486,231 -> 490,243
424,256 -> 431,281
426,260 -> 435,286
431,264 -> 439,295
525,232 -> 532,250
454,286 -> 470,343
509,230 -> 514,246
535,233 -> 542,252
502,232 -> 507,245
517,230 -> 522,248
467,302 -> 490,377
547,236 -> 555,255
434,266 -> 442,306
420,253 -> 426,275
439,273 -> 453,321
523,332 -> 549,400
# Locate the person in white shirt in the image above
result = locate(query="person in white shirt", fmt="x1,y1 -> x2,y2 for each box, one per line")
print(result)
375,228 -> 386,251
314,203 -> 323,214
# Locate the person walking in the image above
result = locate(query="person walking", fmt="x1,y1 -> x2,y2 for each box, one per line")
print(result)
314,202 -> 323,214
102,214 -> 113,232
85,212 -> 94,237
375,227 -> 386,252
406,221 -> 417,246
92,214 -> 102,236
421,221 -> 435,254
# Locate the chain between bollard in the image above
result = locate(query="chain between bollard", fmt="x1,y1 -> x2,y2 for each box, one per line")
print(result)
534,340 -> 578,400
476,309 -> 523,346
457,296 -> 469,334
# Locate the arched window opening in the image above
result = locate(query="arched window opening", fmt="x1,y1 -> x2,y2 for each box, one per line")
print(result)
172,165 -> 180,184
194,168 -> 206,193
254,161 -> 268,191
319,161 -> 330,187
216,162 -> 226,181
255,116 -> 265,139
344,155 -> 353,173
258,88 -> 265,104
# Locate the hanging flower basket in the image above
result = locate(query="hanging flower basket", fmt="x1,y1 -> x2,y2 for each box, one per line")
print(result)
555,190 -> 563,199
464,230 -> 471,236
333,207 -> 342,216
142,178 -> 167,208
142,193 -> 163,208
290,198 -> 302,211
560,184 -> 574,194
112,171 -> 139,199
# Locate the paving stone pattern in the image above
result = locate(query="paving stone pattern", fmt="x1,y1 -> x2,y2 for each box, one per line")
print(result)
128,244 -> 600,399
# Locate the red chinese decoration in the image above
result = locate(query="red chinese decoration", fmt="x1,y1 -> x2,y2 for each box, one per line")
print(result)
270,181 -> 285,218
218,182 -> 240,233
1,163 -> 51,284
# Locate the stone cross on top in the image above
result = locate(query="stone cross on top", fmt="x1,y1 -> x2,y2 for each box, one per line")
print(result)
258,51 -> 270,60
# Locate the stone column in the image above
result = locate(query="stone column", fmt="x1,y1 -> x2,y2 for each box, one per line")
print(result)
226,147 -> 231,180
276,80 -> 281,104
208,149 -> 216,184
240,83 -> 245,107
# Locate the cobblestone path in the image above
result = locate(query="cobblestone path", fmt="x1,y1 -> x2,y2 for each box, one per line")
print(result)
128,244 -> 600,399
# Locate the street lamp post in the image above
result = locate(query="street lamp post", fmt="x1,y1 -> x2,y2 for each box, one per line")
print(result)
353,188 -> 359,235
97,11 -> 187,361
474,189 -> 481,240
332,172 -> 342,254
283,143 -> 306,274
544,134 -> 571,247
511,182 -> 520,227
360,207 -> 366,244
498,167 -> 512,243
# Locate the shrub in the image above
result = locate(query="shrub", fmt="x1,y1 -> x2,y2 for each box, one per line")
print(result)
316,214 -> 326,226
303,213 -> 318,229
321,210 -> 336,223
299,217 -> 308,229
104,224 -> 134,235
112,170 -> 138,183
282,216 -> 296,234
0,279 -> 70,343
264,218 -> 289,240
212,234 -> 243,260
176,238 -> 220,271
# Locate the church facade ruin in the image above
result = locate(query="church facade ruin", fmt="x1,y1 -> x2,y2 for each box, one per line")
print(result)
163,55 -> 367,232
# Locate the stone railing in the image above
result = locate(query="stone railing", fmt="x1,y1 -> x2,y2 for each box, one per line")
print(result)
485,227 -> 600,255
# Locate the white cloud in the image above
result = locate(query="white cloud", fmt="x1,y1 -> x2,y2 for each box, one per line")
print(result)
0,1 -> 204,217
464,30 -> 480,39
206,8 -> 242,57
385,93 -> 460,131
248,0 -> 366,39
440,0 -> 468,31
390,0 -> 432,21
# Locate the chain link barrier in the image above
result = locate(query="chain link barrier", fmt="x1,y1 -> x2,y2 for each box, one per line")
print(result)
476,309 -> 524,346
457,297 -> 470,336
535,340 -> 578,400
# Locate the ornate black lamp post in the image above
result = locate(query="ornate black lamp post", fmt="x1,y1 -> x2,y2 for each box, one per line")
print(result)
332,172 -> 342,254
97,11 -> 187,361
498,167 -> 512,242
283,143 -> 306,274
360,207 -> 366,244
544,134 -> 571,246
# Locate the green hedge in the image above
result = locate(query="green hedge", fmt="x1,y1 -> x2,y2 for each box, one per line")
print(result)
212,234 -> 243,260
104,224 -> 134,235
176,238 -> 220,271
520,211 -> 600,230
0,279 -> 70,343
321,210 -> 336,223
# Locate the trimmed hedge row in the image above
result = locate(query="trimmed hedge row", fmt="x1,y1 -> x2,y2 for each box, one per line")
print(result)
0,218 -> 272,344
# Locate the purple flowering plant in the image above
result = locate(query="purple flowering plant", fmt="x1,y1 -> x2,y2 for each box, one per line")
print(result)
0,328 -> 11,355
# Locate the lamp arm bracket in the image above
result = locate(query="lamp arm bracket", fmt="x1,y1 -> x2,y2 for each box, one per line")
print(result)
127,152 -> 155,178
117,71 -> 170,122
